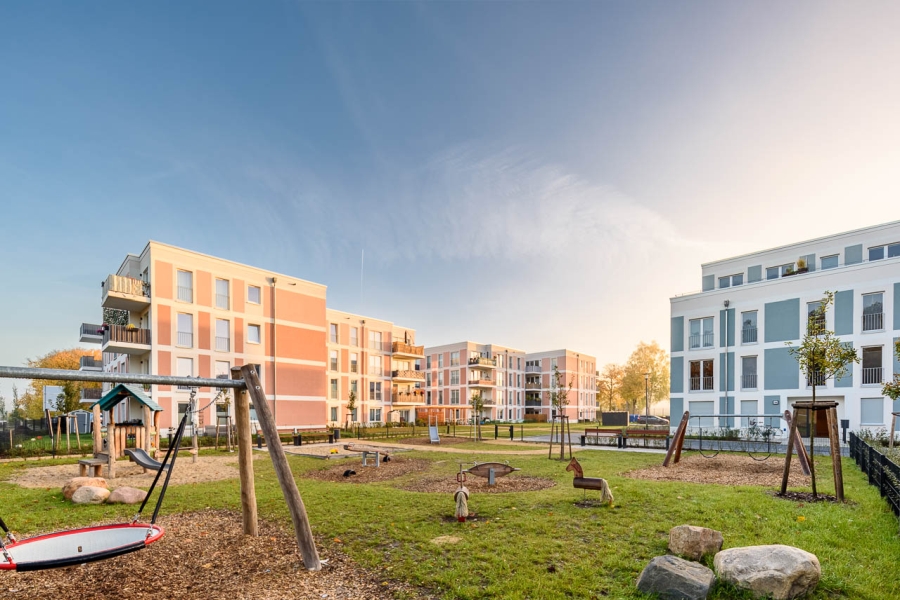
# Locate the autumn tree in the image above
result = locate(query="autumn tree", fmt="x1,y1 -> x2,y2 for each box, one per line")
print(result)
345,390 -> 357,427
597,363 -> 624,412
0,394 -> 7,422
10,385 -> 25,421
620,341 -> 669,415
549,365 -> 574,418
22,348 -> 102,418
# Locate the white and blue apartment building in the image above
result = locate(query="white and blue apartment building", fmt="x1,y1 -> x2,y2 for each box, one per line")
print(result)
669,220 -> 900,437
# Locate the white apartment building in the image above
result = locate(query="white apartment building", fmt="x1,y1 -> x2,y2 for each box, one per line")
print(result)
670,220 -> 900,436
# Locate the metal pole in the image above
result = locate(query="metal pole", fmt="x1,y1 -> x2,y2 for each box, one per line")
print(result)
0,366 -> 245,389
644,373 -> 650,430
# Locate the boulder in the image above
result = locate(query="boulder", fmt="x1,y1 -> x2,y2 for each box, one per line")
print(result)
669,525 -> 724,561
636,555 -> 716,600
107,487 -> 148,505
714,545 -> 820,600
71,486 -> 110,505
62,477 -> 109,500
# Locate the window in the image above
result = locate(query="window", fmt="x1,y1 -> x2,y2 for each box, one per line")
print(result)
330,323 -> 338,343
451,351 -> 460,366
451,390 -> 460,405
551,358 -> 558,370
350,380 -> 357,395
689,360 -> 714,391
350,327 -> 358,347
369,331 -> 382,350
426,391 -> 432,405
177,270 -> 193,302
330,350 -> 338,371
350,353 -> 358,373
438,390 -> 444,405
438,354 -> 444,368
517,374 -> 521,387
741,311 -> 758,344
369,408 -> 382,422
177,357 -> 194,391
860,398 -> 884,426
247,285 -> 261,304
451,370 -> 459,385
821,255 -> 838,270
862,293 -> 884,331
869,246 -> 885,261
741,356 -> 757,390
177,313 -> 193,348
215,360 -> 230,378
426,372 -> 431,386
807,301 -> 825,335
214,278 -> 230,309
862,347 -> 883,385
369,381 -> 382,402
689,317 -> 715,349
438,371 -> 444,386
766,264 -> 794,280
718,273 -> 743,289
330,379 -> 338,399
215,319 -> 230,351
247,324 -> 261,344
368,355 -> 382,377
426,355 -> 431,369
330,407 -> 338,422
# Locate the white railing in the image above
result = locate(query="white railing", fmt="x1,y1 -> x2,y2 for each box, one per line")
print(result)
862,312 -> 884,332
215,294 -> 229,309
689,333 -> 715,349
862,367 -> 883,385
806,372 -> 826,387
689,376 -> 715,391
741,374 -> 757,389
216,336 -> 230,352
741,327 -> 757,344
177,286 -> 193,302
525,365 -> 541,373
177,331 -> 193,347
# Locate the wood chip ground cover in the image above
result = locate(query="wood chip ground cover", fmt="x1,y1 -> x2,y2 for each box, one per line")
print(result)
5,510 -> 433,600
624,453 -> 811,487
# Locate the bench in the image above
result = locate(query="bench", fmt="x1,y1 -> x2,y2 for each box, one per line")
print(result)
623,429 -> 670,449
78,458 -> 106,477
581,428 -> 623,448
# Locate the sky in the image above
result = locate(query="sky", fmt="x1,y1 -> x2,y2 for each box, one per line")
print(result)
2,1 -> 900,406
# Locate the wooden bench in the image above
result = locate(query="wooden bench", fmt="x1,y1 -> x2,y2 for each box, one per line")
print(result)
581,428 -> 622,448
78,458 -> 106,477
623,429 -> 670,449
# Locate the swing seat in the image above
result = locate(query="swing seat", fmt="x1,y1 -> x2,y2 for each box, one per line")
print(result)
0,523 -> 164,572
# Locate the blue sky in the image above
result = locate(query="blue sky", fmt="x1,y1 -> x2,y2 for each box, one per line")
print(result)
2,2 -> 900,405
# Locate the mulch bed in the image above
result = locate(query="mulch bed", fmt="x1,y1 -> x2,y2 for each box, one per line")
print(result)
769,490 -> 841,503
624,453 -> 810,487
400,474 -> 556,494
5,510 -> 434,600
303,457 -> 432,484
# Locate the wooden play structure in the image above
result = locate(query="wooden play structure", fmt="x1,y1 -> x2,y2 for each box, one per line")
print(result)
781,400 -> 845,502
566,457 -> 613,505
89,384 -> 164,479
462,461 -> 520,486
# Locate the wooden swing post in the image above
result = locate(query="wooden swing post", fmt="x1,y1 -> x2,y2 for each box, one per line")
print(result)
231,367 -> 258,538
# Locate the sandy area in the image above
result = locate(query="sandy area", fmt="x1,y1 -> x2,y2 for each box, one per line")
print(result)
624,453 -> 810,487
304,457 -> 432,484
400,474 -> 556,494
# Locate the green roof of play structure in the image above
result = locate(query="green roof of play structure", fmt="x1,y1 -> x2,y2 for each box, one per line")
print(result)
92,384 -> 163,412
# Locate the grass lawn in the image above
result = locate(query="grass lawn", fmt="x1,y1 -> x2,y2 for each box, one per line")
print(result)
1,449 -> 898,599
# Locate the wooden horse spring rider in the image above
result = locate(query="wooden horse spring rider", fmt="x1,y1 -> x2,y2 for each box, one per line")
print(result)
566,457 -> 614,506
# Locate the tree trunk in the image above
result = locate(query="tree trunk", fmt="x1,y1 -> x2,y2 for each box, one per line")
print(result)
809,384 -> 817,498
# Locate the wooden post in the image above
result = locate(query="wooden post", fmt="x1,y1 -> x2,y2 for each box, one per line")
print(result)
779,407 -> 799,495
783,410 -> 811,476
92,404 -> 102,455
142,405 -> 152,452
65,412 -> 71,454
240,364 -> 321,571
663,411 -> 690,467
107,409 -> 116,479
826,407 -> 844,502
231,367 -> 258,537
153,411 -> 161,459
73,414 -> 82,450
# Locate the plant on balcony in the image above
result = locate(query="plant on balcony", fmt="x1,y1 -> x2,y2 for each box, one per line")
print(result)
785,290 -> 859,498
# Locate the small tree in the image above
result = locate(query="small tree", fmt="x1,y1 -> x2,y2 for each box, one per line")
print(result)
10,385 -> 25,422
549,365 -> 573,419
470,391 -> 485,441
345,390 -> 357,428
882,340 -> 900,442
0,394 -> 7,422
785,290 -> 859,497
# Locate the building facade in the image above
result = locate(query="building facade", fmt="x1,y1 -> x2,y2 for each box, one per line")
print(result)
670,220 -> 900,435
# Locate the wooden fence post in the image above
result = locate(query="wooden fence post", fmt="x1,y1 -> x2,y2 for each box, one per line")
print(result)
231,367 -> 258,537
240,364 -> 321,571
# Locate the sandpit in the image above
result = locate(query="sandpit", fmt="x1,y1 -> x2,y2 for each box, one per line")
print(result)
304,457 -> 432,484
5,510 -> 432,600
625,453 -> 810,487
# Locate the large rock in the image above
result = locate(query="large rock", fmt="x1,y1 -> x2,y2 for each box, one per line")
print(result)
107,487 -> 148,505
637,555 -> 716,600
714,545 -> 820,599
71,486 -> 110,505
669,525 -> 724,561
62,477 -> 109,500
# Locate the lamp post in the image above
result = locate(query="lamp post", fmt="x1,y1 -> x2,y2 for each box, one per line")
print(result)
644,372 -> 650,429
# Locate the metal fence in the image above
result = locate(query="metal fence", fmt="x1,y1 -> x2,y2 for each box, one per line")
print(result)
849,432 -> 900,519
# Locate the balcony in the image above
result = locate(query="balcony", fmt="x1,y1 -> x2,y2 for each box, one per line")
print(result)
102,324 -> 151,355
79,356 -> 103,371
79,323 -> 104,344
393,390 -> 426,405
862,312 -> 884,332
862,367 -> 883,385
101,275 -> 150,311
468,356 -> 497,368
525,365 -> 541,373
524,382 -> 542,391
741,374 -> 757,390
81,387 -> 102,401
392,342 -> 425,359
689,377 -> 715,391
468,377 -> 496,388
741,327 -> 758,344
525,398 -> 543,408
391,370 -> 425,382
689,333 -> 715,349
806,372 -> 826,387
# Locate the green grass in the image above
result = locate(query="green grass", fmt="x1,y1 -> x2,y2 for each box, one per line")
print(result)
1,450 -> 898,599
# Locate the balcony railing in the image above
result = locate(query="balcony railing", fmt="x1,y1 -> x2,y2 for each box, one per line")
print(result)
177,331 -> 193,347
394,391 -> 425,403
525,399 -> 543,407
103,275 -> 150,298
806,372 -> 826,387
741,327 -> 757,344
391,370 -> 425,381
80,356 -> 102,369
80,323 -> 104,341
216,337 -> 230,352
741,374 -> 757,389
103,324 -> 151,347
689,376 -> 715,391
524,382 -> 542,390
468,378 -> 495,386
177,286 -> 193,302
862,367 -> 883,385
807,315 -> 826,335
392,342 -> 425,357
215,294 -> 230,310
525,365 -> 541,373
862,312 -> 884,332
689,333 -> 715,349
469,356 -> 497,367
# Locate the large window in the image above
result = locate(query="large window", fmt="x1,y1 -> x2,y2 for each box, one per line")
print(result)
766,264 -> 793,280
741,356 -> 757,390
215,319 -> 230,351
821,255 -> 838,270
451,390 -> 460,405
369,331 -> 382,350
177,313 -> 193,348
330,323 -> 339,343
330,407 -> 338,422
868,243 -> 900,261
369,381 -> 382,402
350,353 -> 358,373
177,270 -> 193,302
247,285 -> 261,304
718,273 -> 743,289
426,372 -> 431,386
369,408 -> 382,423
350,327 -> 358,347
807,301 -> 825,335
862,293 -> 884,332
862,347 -> 883,385
330,379 -> 338,399
451,370 -> 460,385
740,399 -> 758,429
741,311 -> 758,344
350,380 -> 357,395
689,317 -> 715,349
438,354 -> 444,368
861,398 -> 884,426
368,355 -> 382,377
247,324 -> 261,345
450,351 -> 460,366
689,360 -> 714,391
177,357 -> 194,391
330,350 -> 339,371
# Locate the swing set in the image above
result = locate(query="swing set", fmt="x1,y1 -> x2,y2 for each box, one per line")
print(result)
0,364 -> 322,572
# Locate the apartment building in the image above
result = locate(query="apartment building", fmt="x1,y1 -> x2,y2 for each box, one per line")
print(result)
670,220 -> 900,435
423,342 -> 597,423
325,308 -> 423,427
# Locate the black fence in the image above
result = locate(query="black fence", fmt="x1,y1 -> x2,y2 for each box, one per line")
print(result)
849,432 -> 900,518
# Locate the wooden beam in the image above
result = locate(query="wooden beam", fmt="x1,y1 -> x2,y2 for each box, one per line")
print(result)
826,407 -> 845,502
92,404 -> 102,455
779,408 -> 799,495
240,364 -> 321,570
663,411 -> 690,467
783,410 -> 811,476
231,367 -> 258,537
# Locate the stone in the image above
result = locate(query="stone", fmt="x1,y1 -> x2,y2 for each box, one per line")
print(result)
669,525 -> 724,561
71,486 -> 110,505
714,545 -> 820,600
107,487 -> 148,505
62,477 -> 109,500
636,555 -> 715,600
